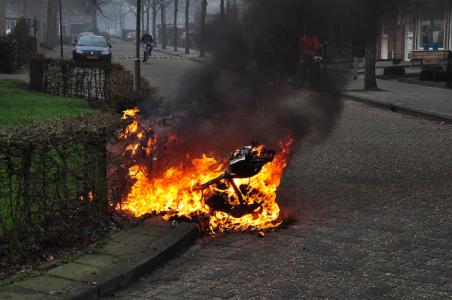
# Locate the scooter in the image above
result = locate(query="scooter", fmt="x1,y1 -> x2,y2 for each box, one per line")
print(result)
143,42 -> 153,63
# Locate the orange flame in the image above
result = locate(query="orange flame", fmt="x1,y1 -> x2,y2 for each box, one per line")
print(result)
119,108 -> 293,233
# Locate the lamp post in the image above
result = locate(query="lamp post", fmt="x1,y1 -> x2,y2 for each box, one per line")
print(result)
59,0 -> 63,58
134,0 -> 142,91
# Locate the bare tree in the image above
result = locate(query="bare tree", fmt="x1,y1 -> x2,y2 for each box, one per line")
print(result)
45,0 -> 58,47
173,0 -> 178,51
199,0 -> 207,57
152,0 -> 157,44
0,0 -> 5,36
145,1 -> 150,32
364,0 -> 380,91
184,0 -> 189,54
160,1 -> 167,49
220,0 -> 225,22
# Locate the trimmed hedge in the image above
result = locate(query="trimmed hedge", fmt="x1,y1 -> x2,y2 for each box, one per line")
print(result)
29,56 -> 154,112
0,114 -> 123,252
383,66 -> 405,77
0,37 -> 19,73
419,69 -> 452,82
0,18 -> 37,73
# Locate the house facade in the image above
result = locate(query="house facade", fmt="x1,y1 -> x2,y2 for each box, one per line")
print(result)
377,0 -> 452,61
1,0 -> 95,41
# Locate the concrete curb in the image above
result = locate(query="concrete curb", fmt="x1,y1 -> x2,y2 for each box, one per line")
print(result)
77,222 -> 200,299
154,48 -> 211,65
0,220 -> 200,299
342,92 -> 452,124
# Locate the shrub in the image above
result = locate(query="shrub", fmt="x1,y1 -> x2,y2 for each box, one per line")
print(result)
29,57 -> 155,112
107,68 -> 152,112
419,69 -> 452,82
0,37 -> 18,73
0,114 -> 122,253
0,18 -> 37,72
383,66 -> 405,77
11,18 -> 38,68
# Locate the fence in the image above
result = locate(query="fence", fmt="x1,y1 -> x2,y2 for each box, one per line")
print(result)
29,56 -> 153,112
0,114 -> 122,251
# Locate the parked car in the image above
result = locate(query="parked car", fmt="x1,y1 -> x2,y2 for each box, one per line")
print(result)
73,32 -> 95,44
126,32 -> 137,41
73,35 -> 112,63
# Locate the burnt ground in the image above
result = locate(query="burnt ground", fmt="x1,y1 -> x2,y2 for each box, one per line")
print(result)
105,98 -> 452,299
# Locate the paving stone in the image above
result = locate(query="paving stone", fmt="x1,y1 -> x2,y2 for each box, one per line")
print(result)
111,231 -> 160,247
47,262 -> 99,282
15,275 -> 76,295
75,253 -> 119,269
103,45 -> 452,300
0,286 -> 55,300
131,223 -> 172,237
98,240 -> 148,258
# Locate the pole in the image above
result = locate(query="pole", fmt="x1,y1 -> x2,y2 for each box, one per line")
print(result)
134,0 -> 142,92
59,0 -> 63,58
185,0 -> 190,54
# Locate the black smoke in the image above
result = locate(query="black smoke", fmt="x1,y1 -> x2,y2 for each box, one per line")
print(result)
148,0 -> 371,157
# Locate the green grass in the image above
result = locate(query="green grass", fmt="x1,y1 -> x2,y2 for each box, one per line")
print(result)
0,79 -> 95,125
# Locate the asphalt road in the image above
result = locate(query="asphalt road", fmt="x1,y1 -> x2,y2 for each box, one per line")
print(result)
101,41 -> 452,299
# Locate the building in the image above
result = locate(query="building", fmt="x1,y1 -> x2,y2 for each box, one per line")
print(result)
377,0 -> 452,61
1,0 -> 95,42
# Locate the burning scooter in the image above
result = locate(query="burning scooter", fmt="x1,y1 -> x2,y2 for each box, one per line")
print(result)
195,141 -> 276,218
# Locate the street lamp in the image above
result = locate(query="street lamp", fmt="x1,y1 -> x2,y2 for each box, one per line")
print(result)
59,0 -> 63,59
134,0 -> 142,91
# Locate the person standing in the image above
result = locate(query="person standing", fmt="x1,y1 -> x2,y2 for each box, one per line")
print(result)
352,34 -> 366,80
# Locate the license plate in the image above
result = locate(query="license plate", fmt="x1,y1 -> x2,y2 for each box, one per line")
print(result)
87,55 -> 98,60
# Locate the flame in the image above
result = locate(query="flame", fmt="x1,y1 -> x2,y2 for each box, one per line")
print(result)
119,108 -> 293,233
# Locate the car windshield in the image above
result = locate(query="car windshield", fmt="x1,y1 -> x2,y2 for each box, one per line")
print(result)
77,36 -> 107,47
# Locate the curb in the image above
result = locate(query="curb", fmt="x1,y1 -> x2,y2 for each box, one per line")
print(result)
154,48 -> 211,65
78,222 -> 200,299
1,220 -> 200,299
342,92 -> 452,124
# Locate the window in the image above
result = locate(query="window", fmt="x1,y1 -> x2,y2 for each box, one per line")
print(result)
420,3 -> 445,48
6,0 -> 17,13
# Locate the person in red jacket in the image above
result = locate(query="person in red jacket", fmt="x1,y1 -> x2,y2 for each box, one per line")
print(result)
298,33 -> 320,58
296,31 -> 320,83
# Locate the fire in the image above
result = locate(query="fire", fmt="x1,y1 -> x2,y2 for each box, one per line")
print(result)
119,108 -> 293,233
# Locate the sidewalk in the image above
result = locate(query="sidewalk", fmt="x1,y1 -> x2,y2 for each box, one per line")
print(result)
151,47 -> 452,123
153,45 -> 212,64
342,75 -> 452,122
0,218 -> 199,299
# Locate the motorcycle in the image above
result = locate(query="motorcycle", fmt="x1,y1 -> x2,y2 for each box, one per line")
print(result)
143,42 -> 153,63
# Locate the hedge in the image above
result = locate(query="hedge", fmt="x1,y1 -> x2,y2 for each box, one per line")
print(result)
29,56 -> 154,112
0,37 -> 19,73
0,18 -> 38,73
0,114 -> 123,252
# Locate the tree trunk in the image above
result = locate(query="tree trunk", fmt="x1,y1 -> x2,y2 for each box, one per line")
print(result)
141,2 -> 145,34
45,0 -> 58,47
185,0 -> 190,54
220,0 -> 225,22
173,0 -> 178,51
199,0 -> 207,57
0,0 -> 6,36
152,0 -> 157,45
161,4 -> 166,50
364,0 -> 378,91
91,3 -> 98,33
146,5 -> 150,32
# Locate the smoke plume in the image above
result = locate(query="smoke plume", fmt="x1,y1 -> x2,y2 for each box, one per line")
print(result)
146,0 -> 365,156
